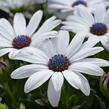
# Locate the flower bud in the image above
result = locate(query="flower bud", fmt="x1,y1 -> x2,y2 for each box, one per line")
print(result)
0,61 -> 7,70
100,73 -> 109,97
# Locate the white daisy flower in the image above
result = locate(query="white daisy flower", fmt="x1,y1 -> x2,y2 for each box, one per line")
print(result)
11,30 -> 109,107
0,10 -> 61,59
48,0 -> 108,19
62,5 -> 109,50
0,0 -> 46,13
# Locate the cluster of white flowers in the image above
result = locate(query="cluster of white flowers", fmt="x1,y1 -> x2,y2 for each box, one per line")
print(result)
0,0 -> 109,107
48,0 -> 109,19
0,0 -> 46,13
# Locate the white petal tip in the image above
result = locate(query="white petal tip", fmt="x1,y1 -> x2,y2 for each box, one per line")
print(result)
104,62 -> 109,66
56,20 -> 62,25
51,16 -> 57,19
36,10 -> 43,15
24,88 -> 30,93
100,47 -> 104,51
10,73 -> 16,79
85,92 -> 90,96
101,72 -> 105,76
83,89 -> 90,96
51,104 -> 58,107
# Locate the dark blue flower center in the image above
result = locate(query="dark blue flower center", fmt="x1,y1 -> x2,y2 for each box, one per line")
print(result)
72,0 -> 87,7
12,35 -> 31,49
90,23 -> 107,36
48,54 -> 70,72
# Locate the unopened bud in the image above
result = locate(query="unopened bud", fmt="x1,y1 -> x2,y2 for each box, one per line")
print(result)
100,73 -> 109,97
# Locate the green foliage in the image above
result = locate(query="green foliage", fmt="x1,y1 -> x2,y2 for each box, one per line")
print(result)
0,104 -> 8,109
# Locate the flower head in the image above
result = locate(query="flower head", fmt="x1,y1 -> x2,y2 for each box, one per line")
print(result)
62,5 -> 109,50
0,10 -> 61,59
12,35 -> 32,49
48,54 -> 71,72
48,0 -> 109,19
11,30 -> 109,107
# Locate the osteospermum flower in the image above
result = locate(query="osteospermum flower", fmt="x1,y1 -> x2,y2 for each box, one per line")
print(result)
62,5 -> 109,50
48,0 -> 109,19
11,30 -> 109,107
0,0 -> 46,13
0,10 -> 61,59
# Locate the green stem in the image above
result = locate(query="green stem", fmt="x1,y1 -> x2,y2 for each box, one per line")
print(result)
4,83 -> 16,105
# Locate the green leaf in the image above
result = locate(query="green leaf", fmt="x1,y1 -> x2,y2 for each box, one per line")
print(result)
35,99 -> 45,106
71,105 -> 82,109
95,95 -> 106,109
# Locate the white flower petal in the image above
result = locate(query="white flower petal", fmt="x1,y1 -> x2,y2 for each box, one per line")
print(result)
57,30 -> 69,54
14,13 -> 26,35
70,47 -> 104,62
0,37 -> 12,47
82,37 -> 99,48
66,15 -> 91,26
48,4 -> 71,10
0,27 -> 13,41
39,39 -> 57,58
47,78 -> 61,107
51,72 -> 64,91
26,10 -> 43,36
11,64 -> 47,79
77,58 -> 109,67
94,4 -> 106,23
76,6 -> 94,25
101,36 -> 109,51
70,62 -> 104,76
104,9 -> 109,27
33,16 -> 61,36
0,48 -> 13,57
31,31 -> 58,47
0,18 -> 16,39
65,32 -> 85,58
63,70 -> 79,89
61,23 -> 88,33
10,47 -> 49,64
24,70 -> 53,93
63,70 -> 90,96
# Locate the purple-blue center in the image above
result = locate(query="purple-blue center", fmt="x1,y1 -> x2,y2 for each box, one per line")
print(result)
48,54 -> 70,72
90,23 -> 107,36
12,35 -> 31,49
72,0 -> 87,7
